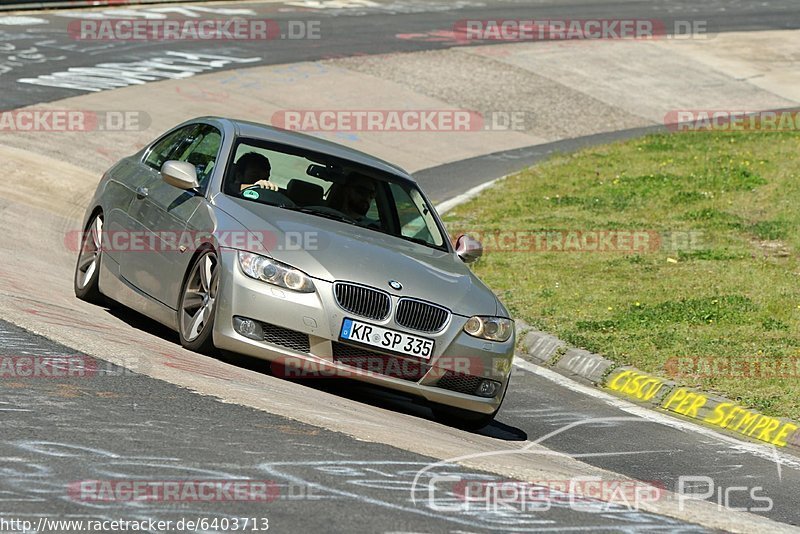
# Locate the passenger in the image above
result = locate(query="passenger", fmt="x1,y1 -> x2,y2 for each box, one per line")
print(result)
330,173 -> 377,220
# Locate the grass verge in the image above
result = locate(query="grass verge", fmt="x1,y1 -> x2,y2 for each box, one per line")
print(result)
443,131 -> 800,419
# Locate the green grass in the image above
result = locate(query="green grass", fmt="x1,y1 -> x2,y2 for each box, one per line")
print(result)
444,131 -> 800,419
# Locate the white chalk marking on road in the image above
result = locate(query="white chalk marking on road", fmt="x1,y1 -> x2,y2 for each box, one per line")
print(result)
17,52 -> 261,93
513,357 -> 800,470
0,16 -> 48,25
54,6 -> 257,20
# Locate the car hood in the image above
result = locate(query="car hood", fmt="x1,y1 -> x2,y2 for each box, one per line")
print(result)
216,197 -> 500,316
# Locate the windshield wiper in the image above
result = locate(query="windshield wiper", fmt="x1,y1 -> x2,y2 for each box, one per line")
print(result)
400,235 -> 447,251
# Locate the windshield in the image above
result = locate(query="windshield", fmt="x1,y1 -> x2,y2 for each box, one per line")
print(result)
223,138 -> 447,250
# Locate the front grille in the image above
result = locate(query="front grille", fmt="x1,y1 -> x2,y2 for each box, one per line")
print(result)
331,342 -> 429,381
436,370 -> 483,395
334,282 -> 391,321
260,322 -> 310,353
395,298 -> 450,333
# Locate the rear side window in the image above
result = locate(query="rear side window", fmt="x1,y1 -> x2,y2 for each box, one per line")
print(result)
143,124 -> 198,171
172,125 -> 222,189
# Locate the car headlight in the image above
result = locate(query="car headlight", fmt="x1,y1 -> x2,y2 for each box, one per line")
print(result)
238,251 -> 315,293
463,316 -> 513,342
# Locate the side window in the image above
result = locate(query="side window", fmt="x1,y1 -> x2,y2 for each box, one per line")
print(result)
173,125 -> 222,189
389,183 -> 443,246
365,192 -> 380,221
143,125 -> 198,171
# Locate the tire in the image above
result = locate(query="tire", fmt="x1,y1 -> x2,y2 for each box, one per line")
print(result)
177,248 -> 220,354
74,212 -> 106,304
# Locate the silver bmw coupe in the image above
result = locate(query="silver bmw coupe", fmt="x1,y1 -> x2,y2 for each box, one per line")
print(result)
74,117 -> 514,429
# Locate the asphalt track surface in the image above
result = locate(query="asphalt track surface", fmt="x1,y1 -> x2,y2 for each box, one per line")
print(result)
1,318 -> 718,533
2,0 -> 800,110
2,1 -> 800,532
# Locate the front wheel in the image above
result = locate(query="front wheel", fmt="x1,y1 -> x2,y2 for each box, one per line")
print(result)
178,249 -> 220,354
74,212 -> 105,304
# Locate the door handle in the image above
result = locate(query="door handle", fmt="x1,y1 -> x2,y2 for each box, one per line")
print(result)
136,186 -> 149,199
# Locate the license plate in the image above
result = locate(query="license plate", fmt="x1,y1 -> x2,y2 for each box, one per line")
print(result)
340,318 -> 434,360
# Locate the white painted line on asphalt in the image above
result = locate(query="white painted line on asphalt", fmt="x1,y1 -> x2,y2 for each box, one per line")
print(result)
513,356 -> 800,471
435,176 -> 504,215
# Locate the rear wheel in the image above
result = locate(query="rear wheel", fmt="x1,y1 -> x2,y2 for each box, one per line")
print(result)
178,249 -> 220,354
74,212 -> 105,304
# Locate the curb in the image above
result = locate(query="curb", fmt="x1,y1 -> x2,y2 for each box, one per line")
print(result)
515,320 -> 800,454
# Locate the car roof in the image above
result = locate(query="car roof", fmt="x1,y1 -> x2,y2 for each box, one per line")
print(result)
201,116 -> 415,183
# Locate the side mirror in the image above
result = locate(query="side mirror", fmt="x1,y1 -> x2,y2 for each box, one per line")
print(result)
161,160 -> 199,190
455,234 -> 483,264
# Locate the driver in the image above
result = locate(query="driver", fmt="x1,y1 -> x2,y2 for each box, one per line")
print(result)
231,152 -> 278,192
337,172 -> 377,220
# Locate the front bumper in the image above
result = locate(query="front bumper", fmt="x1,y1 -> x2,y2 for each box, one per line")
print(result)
212,248 -> 514,415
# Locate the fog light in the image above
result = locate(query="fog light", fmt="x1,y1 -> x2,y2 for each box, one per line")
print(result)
233,316 -> 263,341
476,379 -> 501,398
